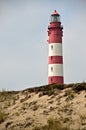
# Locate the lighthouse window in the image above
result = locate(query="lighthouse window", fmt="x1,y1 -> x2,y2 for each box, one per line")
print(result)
51,45 -> 53,50
51,56 -> 52,60
51,78 -> 52,82
51,67 -> 53,72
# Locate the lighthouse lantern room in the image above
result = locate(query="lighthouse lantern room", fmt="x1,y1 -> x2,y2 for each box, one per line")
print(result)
48,10 -> 64,84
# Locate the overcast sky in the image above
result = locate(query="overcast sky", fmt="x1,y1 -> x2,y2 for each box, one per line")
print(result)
0,0 -> 86,90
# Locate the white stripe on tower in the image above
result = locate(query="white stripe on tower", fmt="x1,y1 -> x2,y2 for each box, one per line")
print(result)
47,10 -> 64,84
48,64 -> 63,76
49,43 -> 62,56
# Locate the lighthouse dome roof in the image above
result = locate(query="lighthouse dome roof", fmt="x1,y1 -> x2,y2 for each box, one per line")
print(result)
52,10 -> 59,16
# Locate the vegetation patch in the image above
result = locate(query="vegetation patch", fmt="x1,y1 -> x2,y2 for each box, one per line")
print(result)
72,83 -> 86,92
32,118 -> 69,130
0,109 -> 7,124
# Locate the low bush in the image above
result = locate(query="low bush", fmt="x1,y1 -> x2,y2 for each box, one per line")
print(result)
72,83 -> 86,92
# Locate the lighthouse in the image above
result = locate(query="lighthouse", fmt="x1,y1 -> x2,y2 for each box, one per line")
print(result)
47,10 -> 64,84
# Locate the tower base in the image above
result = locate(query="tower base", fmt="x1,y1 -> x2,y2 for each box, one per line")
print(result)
48,76 -> 64,84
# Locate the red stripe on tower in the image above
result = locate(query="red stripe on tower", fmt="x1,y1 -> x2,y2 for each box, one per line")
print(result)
47,10 -> 64,84
48,56 -> 63,64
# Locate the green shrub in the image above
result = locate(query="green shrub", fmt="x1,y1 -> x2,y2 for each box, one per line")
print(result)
72,83 -> 86,92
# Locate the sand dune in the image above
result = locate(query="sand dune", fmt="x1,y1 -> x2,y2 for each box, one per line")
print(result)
0,83 -> 86,130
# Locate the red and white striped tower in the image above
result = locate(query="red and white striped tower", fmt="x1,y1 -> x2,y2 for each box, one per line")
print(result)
47,10 -> 64,84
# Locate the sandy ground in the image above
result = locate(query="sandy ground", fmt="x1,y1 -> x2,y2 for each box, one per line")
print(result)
0,83 -> 86,130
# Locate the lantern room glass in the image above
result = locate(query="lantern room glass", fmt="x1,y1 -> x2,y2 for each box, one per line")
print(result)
51,15 -> 60,22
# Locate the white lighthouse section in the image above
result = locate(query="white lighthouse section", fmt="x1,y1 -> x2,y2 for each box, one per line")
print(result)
48,64 -> 63,76
48,42 -> 63,77
49,43 -> 62,56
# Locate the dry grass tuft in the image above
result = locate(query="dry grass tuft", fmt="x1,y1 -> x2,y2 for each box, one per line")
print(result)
0,109 -> 7,124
